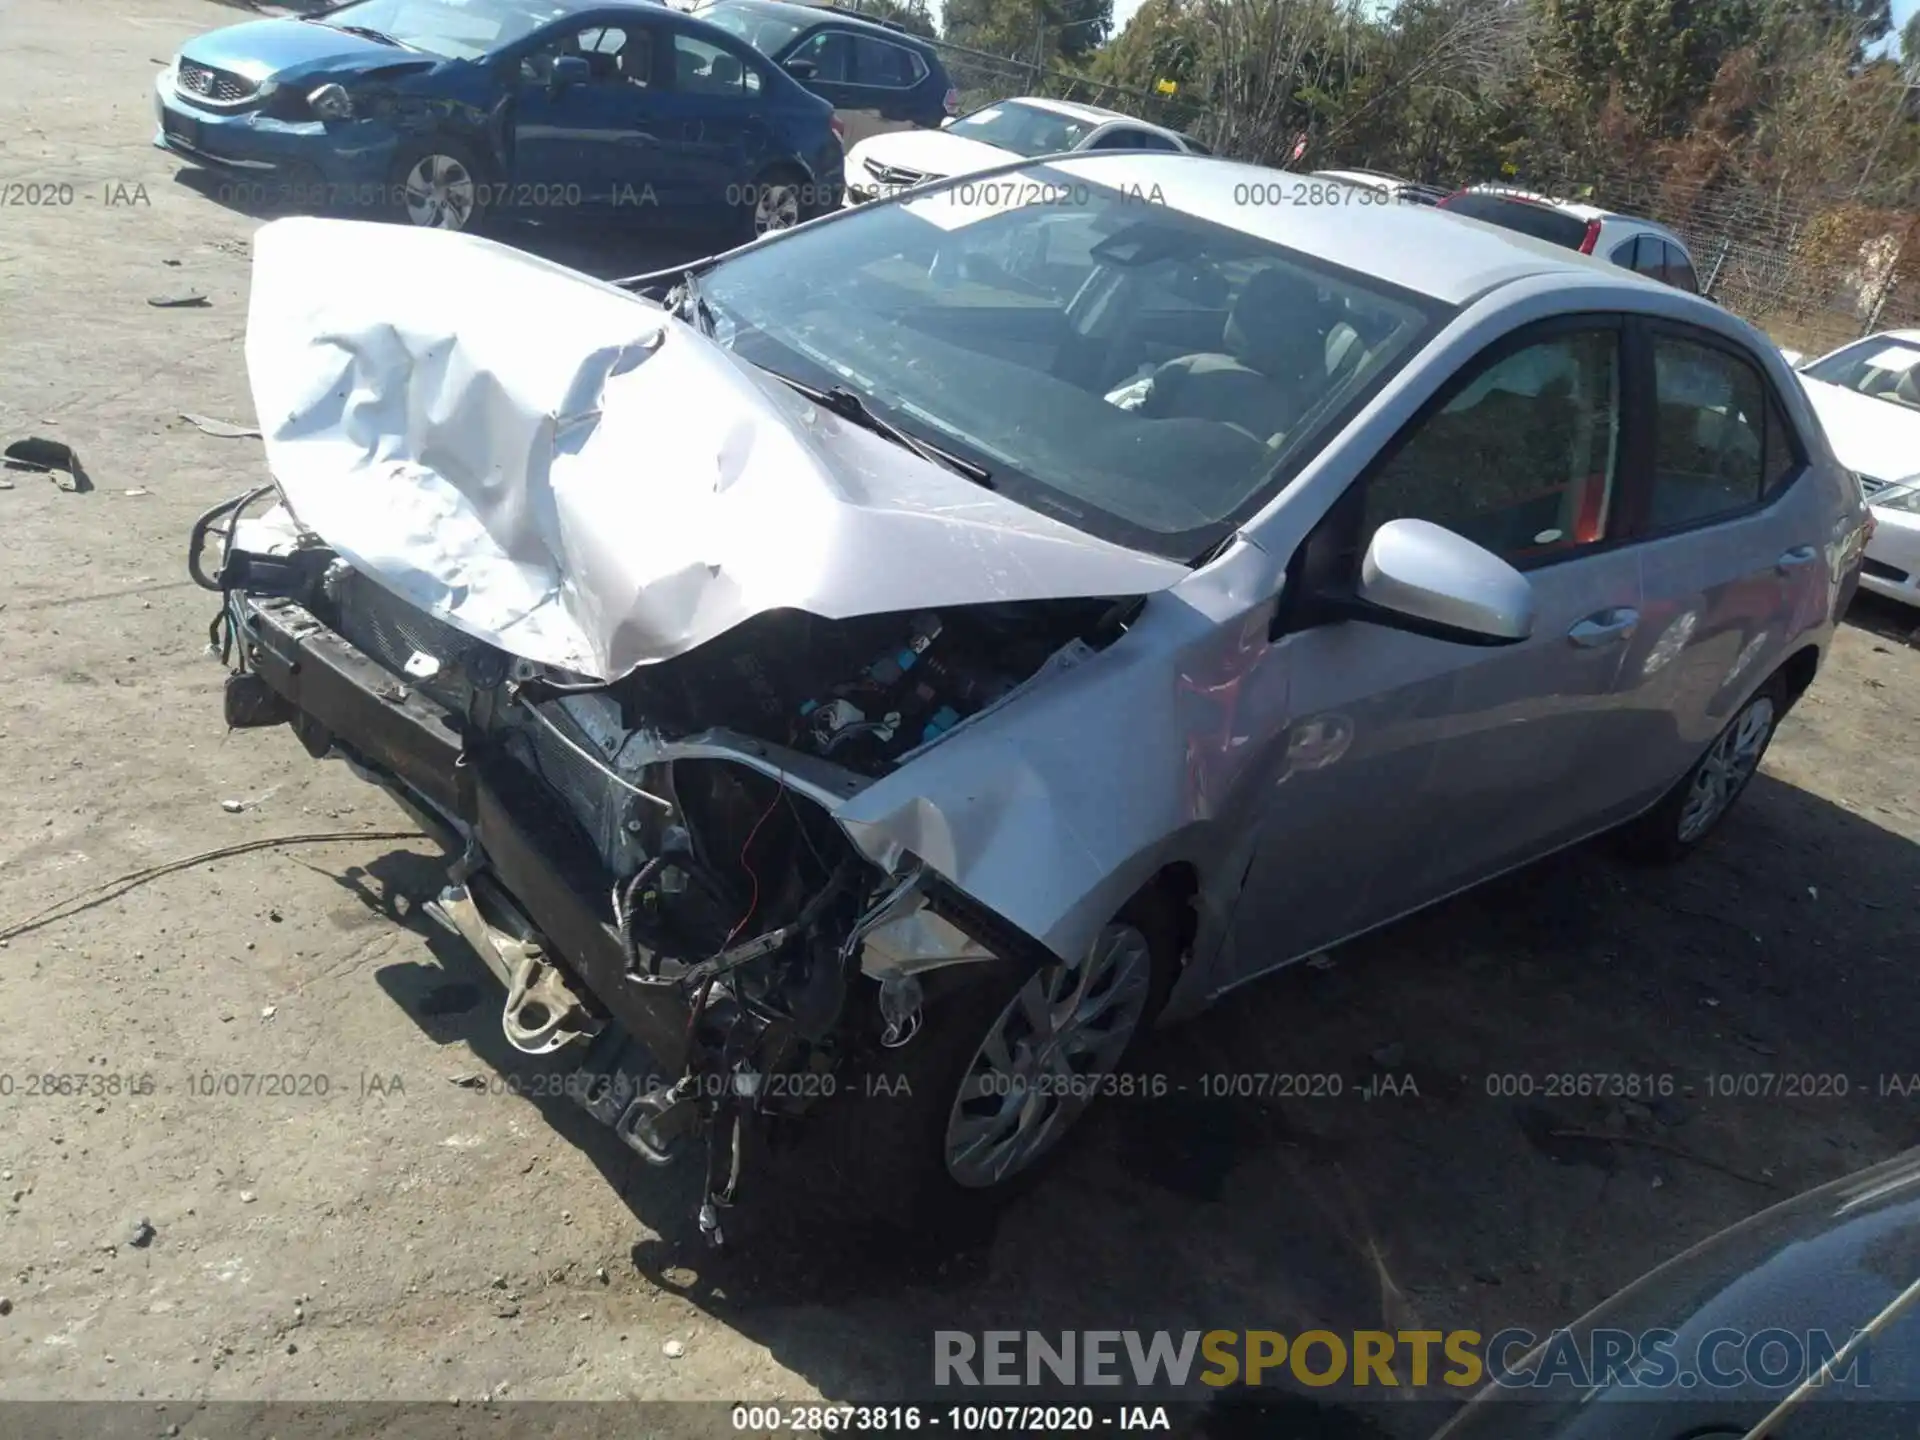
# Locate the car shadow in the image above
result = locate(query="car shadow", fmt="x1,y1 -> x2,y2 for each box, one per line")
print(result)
1844,588 -> 1920,646
321,719 -> 1919,1421
321,844 -> 712,1247
594,765 -> 1916,1416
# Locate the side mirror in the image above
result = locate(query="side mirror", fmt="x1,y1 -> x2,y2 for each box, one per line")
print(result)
550,54 -> 590,92
1353,518 -> 1534,645
784,57 -> 818,80
940,115 -> 956,128
1779,348 -> 1805,370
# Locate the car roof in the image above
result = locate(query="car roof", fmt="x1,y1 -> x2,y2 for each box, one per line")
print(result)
1000,96 -> 1133,125
703,0 -> 937,46
1458,184 -> 1683,238
1033,155 -> 1703,306
982,96 -> 1188,141
1312,167 -> 1407,185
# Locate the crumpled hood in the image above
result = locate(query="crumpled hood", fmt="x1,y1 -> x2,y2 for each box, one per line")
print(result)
244,217 -> 1186,680
182,17 -> 426,86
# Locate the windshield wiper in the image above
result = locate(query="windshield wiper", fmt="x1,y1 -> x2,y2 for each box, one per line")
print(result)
313,20 -> 414,48
671,271 -> 717,337
770,374 -> 994,487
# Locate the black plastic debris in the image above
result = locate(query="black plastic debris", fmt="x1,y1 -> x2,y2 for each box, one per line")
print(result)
148,293 -> 210,308
3,437 -> 92,493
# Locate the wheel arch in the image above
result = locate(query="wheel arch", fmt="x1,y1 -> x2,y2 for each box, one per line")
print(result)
1776,641 -> 1821,712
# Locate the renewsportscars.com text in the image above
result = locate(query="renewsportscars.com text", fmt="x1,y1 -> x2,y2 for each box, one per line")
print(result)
933,1327 -> 1870,1391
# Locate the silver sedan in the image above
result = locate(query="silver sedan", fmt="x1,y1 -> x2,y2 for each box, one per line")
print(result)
197,153 -> 1870,1238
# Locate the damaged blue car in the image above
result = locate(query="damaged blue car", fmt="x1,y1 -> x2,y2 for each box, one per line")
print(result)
153,0 -> 844,238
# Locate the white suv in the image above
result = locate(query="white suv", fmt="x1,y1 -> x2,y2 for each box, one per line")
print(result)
1439,186 -> 1702,293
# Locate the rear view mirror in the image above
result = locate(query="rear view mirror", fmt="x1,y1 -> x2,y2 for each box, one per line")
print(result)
1353,518 -> 1534,645
784,57 -> 817,80
550,54 -> 590,92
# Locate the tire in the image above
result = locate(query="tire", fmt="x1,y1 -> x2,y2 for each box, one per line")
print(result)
1614,675 -> 1785,864
738,164 -> 809,242
757,890 -> 1180,1242
387,137 -> 490,233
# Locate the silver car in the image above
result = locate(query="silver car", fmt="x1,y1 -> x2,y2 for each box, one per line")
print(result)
193,152 -> 1869,1241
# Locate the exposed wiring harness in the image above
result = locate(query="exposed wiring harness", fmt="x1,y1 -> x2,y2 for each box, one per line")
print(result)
187,484 -> 275,593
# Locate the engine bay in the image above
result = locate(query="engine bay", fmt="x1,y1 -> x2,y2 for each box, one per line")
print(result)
607,599 -> 1130,777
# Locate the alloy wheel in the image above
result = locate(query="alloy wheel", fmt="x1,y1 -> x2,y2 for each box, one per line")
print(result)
402,153 -> 477,230
943,922 -> 1155,1189
1678,694 -> 1775,842
752,182 -> 801,236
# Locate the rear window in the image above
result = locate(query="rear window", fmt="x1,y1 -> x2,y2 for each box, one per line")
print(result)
1442,193 -> 1590,250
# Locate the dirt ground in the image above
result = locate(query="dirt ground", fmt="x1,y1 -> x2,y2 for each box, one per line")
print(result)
3,0 -> 1919,1430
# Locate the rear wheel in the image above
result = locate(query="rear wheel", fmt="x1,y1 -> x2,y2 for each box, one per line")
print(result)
740,164 -> 808,241
1615,676 -> 1783,863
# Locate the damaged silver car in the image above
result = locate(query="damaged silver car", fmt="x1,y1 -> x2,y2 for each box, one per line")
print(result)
191,155 -> 1868,1241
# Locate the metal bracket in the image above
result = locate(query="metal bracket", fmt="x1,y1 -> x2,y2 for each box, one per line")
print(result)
426,882 -> 602,1055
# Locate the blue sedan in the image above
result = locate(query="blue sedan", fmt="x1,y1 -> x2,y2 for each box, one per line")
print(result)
153,0 -> 844,237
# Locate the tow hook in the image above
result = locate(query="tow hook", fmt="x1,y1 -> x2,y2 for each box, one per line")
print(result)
614,1075 -> 701,1164
425,880 -> 602,1055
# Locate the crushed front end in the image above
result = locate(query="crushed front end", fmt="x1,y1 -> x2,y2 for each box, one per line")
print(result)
196,217 -> 1193,1239
191,490 -> 1120,1242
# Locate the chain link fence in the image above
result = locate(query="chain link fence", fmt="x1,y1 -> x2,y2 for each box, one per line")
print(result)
1496,165 -> 1920,354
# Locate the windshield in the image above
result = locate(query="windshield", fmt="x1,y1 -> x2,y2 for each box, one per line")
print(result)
311,0 -> 572,58
1443,193 -> 1591,249
946,102 -> 1102,157
1802,335 -> 1920,411
694,164 -> 1444,560
695,1 -> 809,56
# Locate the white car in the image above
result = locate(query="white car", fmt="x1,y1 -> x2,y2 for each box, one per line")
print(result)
1791,329 -> 1920,608
843,96 -> 1205,205
1439,186 -> 1703,293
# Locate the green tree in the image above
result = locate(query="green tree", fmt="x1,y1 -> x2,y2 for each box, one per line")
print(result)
856,0 -> 937,35
945,0 -> 1113,61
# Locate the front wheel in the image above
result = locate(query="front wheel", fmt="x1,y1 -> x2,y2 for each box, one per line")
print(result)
1615,677 -> 1783,863
388,138 -> 489,232
763,892 -> 1178,1240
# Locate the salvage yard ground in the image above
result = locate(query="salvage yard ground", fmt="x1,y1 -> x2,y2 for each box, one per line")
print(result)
2,0 -> 1919,1428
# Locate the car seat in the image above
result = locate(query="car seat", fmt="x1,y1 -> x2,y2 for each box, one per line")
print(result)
1136,267 -> 1344,444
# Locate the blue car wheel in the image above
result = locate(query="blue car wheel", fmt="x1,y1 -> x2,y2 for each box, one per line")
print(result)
390,137 -> 489,232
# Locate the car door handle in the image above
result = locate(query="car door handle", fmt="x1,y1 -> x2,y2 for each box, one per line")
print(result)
1776,545 -> 1817,573
1567,607 -> 1640,648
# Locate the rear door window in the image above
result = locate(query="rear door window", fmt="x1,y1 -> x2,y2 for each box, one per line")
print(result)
852,36 -> 922,87
1647,335 -> 1770,529
669,32 -> 759,95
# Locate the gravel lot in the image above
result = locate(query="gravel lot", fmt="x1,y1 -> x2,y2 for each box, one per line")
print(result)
3,0 -> 1918,1427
